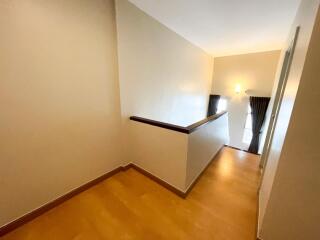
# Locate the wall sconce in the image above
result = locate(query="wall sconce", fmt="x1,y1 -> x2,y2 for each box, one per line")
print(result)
235,84 -> 241,94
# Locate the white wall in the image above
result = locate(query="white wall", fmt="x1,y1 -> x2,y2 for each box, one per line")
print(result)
259,1 -> 320,239
0,0 -> 123,227
128,114 -> 229,192
212,51 -> 280,151
128,121 -> 188,191
116,0 -> 214,127
186,114 -> 229,188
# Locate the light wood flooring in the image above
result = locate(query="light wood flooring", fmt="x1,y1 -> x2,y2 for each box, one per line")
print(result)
1,147 -> 261,240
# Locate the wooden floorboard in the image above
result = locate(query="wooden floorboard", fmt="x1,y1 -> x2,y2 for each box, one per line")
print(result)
1,147 -> 260,240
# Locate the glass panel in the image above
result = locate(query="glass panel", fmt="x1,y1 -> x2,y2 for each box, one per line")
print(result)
217,98 -> 227,113
243,104 -> 253,144
243,128 -> 253,144
244,112 -> 252,129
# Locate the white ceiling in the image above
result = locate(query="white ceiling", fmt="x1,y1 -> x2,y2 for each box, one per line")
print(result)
128,0 -> 301,57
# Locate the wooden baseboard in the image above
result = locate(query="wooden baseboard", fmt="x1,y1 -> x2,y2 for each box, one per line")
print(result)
121,163 -> 132,171
126,163 -> 186,198
184,146 -> 224,196
0,147 -> 224,237
224,145 -> 261,155
0,167 -> 123,237
124,146 -> 224,198
255,192 -> 260,240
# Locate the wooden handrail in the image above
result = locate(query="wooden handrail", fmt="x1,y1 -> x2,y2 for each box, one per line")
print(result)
129,111 -> 227,134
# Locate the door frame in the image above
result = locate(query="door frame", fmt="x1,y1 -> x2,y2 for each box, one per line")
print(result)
259,26 -> 300,174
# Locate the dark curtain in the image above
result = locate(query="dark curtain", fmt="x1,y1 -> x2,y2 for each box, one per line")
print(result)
207,95 -> 221,117
248,96 -> 270,154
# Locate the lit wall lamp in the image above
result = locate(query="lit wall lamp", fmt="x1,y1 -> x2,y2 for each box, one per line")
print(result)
235,84 -> 241,94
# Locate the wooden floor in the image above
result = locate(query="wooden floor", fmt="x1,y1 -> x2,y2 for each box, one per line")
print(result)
1,147 -> 260,240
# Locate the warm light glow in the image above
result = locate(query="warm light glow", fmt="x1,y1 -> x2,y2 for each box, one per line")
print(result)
235,84 -> 241,94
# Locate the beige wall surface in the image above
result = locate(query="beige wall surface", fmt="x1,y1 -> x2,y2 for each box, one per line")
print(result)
259,0 -> 320,239
128,114 -> 229,192
116,0 -> 214,127
212,51 -> 280,150
0,0 -> 123,227
128,121 -> 188,191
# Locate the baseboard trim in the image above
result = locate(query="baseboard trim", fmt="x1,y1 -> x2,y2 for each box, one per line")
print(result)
125,163 -> 186,198
125,146 -> 224,198
121,163 -> 132,171
224,145 -> 261,155
0,147 -> 224,237
0,166 -> 123,237
256,191 -> 260,240
184,146 -> 224,196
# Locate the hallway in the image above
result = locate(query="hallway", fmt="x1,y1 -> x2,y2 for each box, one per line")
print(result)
1,147 -> 260,240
